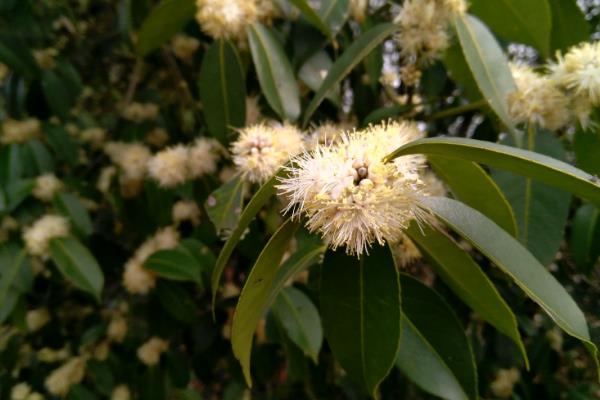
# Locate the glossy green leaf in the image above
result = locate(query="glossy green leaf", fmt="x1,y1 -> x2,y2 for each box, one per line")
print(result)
405,224 -> 527,366
302,23 -> 398,126
320,245 -> 401,396
211,173 -> 278,306
492,131 -> 571,265
231,219 -> 299,386
548,0 -> 590,54
136,0 -> 196,56
385,137 -> 600,206
205,175 -> 245,240
570,203 -> 600,274
49,237 -> 104,301
144,245 -> 202,283
45,124 -> 79,166
199,40 -> 246,145
247,23 -> 301,121
428,155 -> 517,236
41,69 -> 73,120
298,50 -> 340,106
397,274 -> 477,400
318,0 -> 350,36
574,129 -> 600,176
0,143 -> 22,186
271,286 -> 323,363
289,0 -> 331,37
23,139 -> 54,173
0,244 -> 28,315
468,0 -> 551,56
453,14 -> 516,133
444,43 -> 483,101
54,192 -> 94,237
422,196 -> 599,375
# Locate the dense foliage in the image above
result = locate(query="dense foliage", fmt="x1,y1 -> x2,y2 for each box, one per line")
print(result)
1,0 -> 600,399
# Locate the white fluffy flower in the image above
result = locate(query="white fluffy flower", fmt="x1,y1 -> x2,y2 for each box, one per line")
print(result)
111,385 -> 131,400
147,145 -> 189,188
104,142 -> 151,181
10,383 -> 31,400
121,102 -> 159,122
232,123 -> 304,183
26,308 -> 51,332
22,215 -> 70,258
278,121 -> 430,256
171,34 -> 200,62
305,122 -> 343,149
172,200 -> 201,226
195,0 -> 259,40
550,41 -> 600,106
107,315 -> 128,343
32,174 -> 63,202
1,118 -> 41,144
137,337 -> 169,366
45,356 -> 88,396
188,137 -> 221,178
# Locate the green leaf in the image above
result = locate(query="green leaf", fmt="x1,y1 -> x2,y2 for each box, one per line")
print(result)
423,196 -> 599,376
155,281 -> 197,324
136,0 -> 196,56
211,173 -> 278,307
298,50 -> 340,106
0,244 -> 28,316
468,0 -> 551,57
548,0 -> 590,54
428,155 -> 517,236
385,137 -> 600,206
0,37 -> 38,79
397,274 -> 477,400
5,179 -> 35,213
405,224 -> 527,366
199,40 -> 246,145
318,0 -> 350,36
204,175 -> 245,240
444,43 -> 483,101
49,237 -> 104,300
144,246 -> 202,283
452,14 -> 516,134
45,124 -> 79,166
271,286 -> 323,363
570,203 -> 600,274
180,238 -> 215,277
302,23 -> 398,126
361,105 -> 411,127
23,139 -> 54,173
492,131 -> 571,265
246,23 -> 301,121
41,69 -> 73,120
0,143 -> 22,186
231,218 -> 299,386
54,192 -> 94,237
288,0 -> 331,37
320,245 -> 401,396
574,129 -> 600,176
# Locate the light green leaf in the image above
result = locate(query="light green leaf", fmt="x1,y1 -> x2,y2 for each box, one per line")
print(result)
231,219 -> 299,386
406,223 -> 527,366
453,14 -> 516,134
318,0 -> 349,36
205,175 -> 245,240
428,155 -> 517,236
144,246 -> 202,283
320,245 -> 401,397
49,237 -> 104,300
423,196 -> 599,376
199,40 -> 246,145
247,23 -> 301,121
54,192 -> 94,237
548,0 -> 590,54
385,137 -> 600,206
444,43 -> 483,101
468,0 -> 551,57
397,274 -> 477,400
136,0 -> 196,56
298,50 -> 340,106
302,23 -> 398,126
271,287 -> 323,363
288,0 -> 331,37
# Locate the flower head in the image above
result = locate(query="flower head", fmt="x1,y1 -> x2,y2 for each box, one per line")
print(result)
137,337 -> 169,366
104,142 -> 151,182
32,173 -> 64,202
45,356 -> 87,396
195,0 -> 258,40
147,145 -> 189,188
232,123 -> 304,183
188,137 -> 221,178
23,215 -> 70,258
278,121 -> 430,256
1,118 -> 41,144
550,41 -> 600,106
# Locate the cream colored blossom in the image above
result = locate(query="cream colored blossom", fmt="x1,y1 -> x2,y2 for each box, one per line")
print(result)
37,346 -> 71,363
10,383 -> 31,400
79,127 -> 106,148
172,200 -> 201,226
104,142 -> 151,182
232,123 -> 304,183
26,308 -> 51,332
32,174 -> 63,202
137,337 -> 169,366
111,385 -> 131,400
188,137 -> 221,178
45,356 -> 87,396
278,121 -> 430,256
146,127 -> 169,148
97,166 -> 117,193
490,368 -> 520,398
392,233 -> 422,267
147,145 -> 189,188
1,118 -> 41,144
195,0 -> 259,40
123,226 -> 180,294
121,102 -> 159,122
550,41 -> 600,106
33,48 -> 58,70
349,0 -> 368,22
171,34 -> 200,62
22,215 -> 70,258
508,63 -> 571,130
306,122 -> 342,149
107,315 -> 128,343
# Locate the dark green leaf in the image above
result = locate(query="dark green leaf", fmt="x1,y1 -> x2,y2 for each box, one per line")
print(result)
5,179 -> 35,213
204,175 -> 245,240
23,139 -> 54,173
0,244 -> 28,315
570,203 -> 600,273
320,244 -> 401,396
318,0 -> 350,36
199,40 -> 246,145
574,129 -> 600,176
0,143 -> 22,186
144,246 -> 202,283
288,0 -> 331,37
45,124 -> 79,166
0,37 -> 38,79
54,192 -> 94,237
548,0 -> 589,54
155,281 -> 196,324
41,69 -> 73,120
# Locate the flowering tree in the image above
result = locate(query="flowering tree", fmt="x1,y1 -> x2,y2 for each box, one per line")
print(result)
1,0 -> 600,399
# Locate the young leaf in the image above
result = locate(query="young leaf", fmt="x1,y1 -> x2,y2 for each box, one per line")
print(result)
453,14 -> 516,134
246,23 -> 301,121
397,274 -> 478,400
406,224 -> 527,366
320,244 -> 401,397
198,40 -> 246,145
49,237 -> 104,301
271,287 -> 323,363
54,192 -> 94,237
423,196 -> 599,376
302,23 -> 398,126
385,137 -> 600,206
231,219 -> 299,386
205,175 -> 245,240
136,0 -> 196,56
